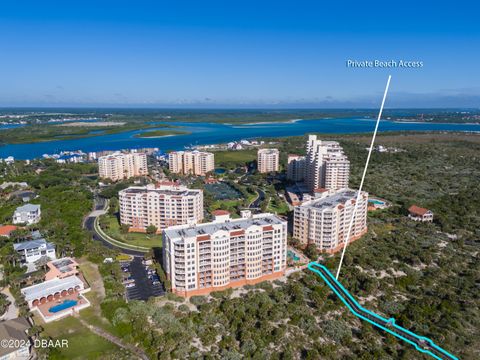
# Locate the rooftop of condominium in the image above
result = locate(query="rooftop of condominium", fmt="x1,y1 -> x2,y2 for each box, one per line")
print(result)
119,184 -> 202,197
258,148 -> 279,154
299,189 -> 367,210
164,213 -> 285,240
169,150 -> 213,155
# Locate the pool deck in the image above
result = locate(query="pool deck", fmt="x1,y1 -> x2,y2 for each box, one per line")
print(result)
287,246 -> 309,269
34,291 -> 91,323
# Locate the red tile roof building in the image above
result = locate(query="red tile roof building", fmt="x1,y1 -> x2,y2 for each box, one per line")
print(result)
408,205 -> 433,222
0,225 -> 17,237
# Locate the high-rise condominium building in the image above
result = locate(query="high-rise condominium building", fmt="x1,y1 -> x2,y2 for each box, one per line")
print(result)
168,151 -> 215,176
286,154 -> 306,182
98,152 -> 148,181
257,148 -> 280,173
119,183 -> 203,232
163,212 -> 287,297
305,135 -> 350,192
293,189 -> 368,253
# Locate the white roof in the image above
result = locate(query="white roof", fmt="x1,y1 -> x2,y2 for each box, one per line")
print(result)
21,275 -> 83,301
15,203 -> 40,213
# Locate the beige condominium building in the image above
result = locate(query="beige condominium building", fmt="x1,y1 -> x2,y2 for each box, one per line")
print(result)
119,183 -> 203,233
168,151 -> 215,176
257,148 -> 280,173
98,151 -> 148,181
293,189 -> 368,253
163,212 -> 287,297
286,154 -> 306,182
305,135 -> 350,192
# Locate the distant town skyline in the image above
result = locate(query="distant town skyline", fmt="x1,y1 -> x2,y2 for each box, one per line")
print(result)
1,1 -> 479,108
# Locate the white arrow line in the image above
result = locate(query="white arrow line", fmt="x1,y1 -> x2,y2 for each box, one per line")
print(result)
335,75 -> 392,280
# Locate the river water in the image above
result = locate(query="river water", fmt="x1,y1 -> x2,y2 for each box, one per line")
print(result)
0,118 -> 478,159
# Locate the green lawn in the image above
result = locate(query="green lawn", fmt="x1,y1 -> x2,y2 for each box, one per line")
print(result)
209,200 -> 242,214
214,149 -> 257,168
267,196 -> 290,215
100,214 -> 162,248
42,316 -> 119,359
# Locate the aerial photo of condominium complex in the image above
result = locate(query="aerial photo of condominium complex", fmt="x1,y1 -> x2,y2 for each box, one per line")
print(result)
0,4 -> 475,358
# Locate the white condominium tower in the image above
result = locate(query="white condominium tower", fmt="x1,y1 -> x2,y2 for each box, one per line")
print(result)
286,154 -> 306,182
119,183 -> 203,232
305,135 -> 350,192
293,189 -> 368,253
98,151 -> 148,181
163,212 -> 287,297
257,148 -> 280,173
168,151 -> 215,176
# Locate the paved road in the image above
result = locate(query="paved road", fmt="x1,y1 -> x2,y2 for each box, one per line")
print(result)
125,258 -> 165,301
249,188 -> 266,210
84,197 -> 146,258
308,263 -> 457,360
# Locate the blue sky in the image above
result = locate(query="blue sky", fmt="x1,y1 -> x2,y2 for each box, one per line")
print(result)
1,1 -> 479,108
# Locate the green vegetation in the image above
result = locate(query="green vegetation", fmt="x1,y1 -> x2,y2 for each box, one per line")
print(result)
98,214 -> 162,248
0,122 -> 160,144
133,129 -> 191,138
81,133 -> 479,359
1,131 -> 478,358
213,149 -> 257,169
0,161 -> 96,255
0,293 -> 10,316
41,316 -> 120,359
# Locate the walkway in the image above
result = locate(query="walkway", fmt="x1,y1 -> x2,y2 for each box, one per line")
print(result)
308,262 -> 458,360
77,317 -> 149,360
0,287 -> 19,321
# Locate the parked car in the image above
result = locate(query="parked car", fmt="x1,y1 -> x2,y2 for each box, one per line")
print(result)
125,283 -> 136,288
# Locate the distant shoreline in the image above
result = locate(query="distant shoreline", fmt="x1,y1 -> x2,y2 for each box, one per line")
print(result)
133,129 -> 191,138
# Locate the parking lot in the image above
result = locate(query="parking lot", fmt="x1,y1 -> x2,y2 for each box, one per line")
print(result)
121,257 -> 165,301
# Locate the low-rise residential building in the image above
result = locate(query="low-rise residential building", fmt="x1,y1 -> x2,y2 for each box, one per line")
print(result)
20,257 -> 90,323
0,225 -> 17,238
119,183 -> 204,232
163,212 -> 287,297
257,148 -> 280,173
45,257 -> 80,280
168,151 -> 215,176
286,154 -> 306,182
13,204 -> 41,225
98,151 -> 148,181
408,205 -> 433,222
13,238 -> 56,265
293,189 -> 368,253
0,318 -> 31,360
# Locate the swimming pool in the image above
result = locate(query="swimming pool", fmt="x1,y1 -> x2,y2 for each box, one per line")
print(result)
287,250 -> 300,261
48,300 -> 78,313
369,199 -> 385,205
